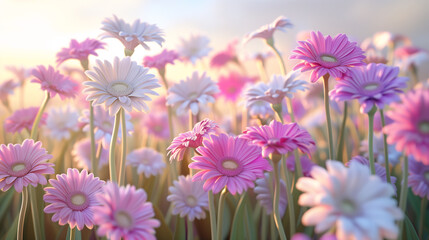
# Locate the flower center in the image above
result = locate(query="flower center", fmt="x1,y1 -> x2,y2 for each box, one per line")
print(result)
108,81 -> 133,97
320,54 -> 338,63
101,121 -> 112,131
67,192 -> 90,211
424,171 -> 429,181
340,199 -> 356,215
115,210 -> 133,229
419,121 -> 429,134
217,157 -> 243,177
189,92 -> 199,99
186,196 -> 198,207
364,83 -> 379,91
71,193 -> 86,206
12,163 -> 26,172
222,160 -> 238,170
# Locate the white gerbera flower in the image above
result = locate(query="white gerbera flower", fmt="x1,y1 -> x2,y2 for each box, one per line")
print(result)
126,148 -> 165,178
45,106 -> 79,140
167,175 -> 209,221
296,160 -> 403,240
166,71 -> 219,115
83,57 -> 160,116
177,35 -> 212,64
101,15 -> 164,52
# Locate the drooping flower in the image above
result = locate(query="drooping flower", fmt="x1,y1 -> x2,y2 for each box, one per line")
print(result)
177,35 -> 211,64
217,72 -> 256,102
254,172 -> 287,217
244,16 -> 292,43
286,155 -> 315,177
297,160 -> 402,239
4,107 -> 47,134
83,57 -> 160,116
0,79 -> 19,101
72,138 -> 109,170
166,71 -> 219,115
189,133 -> 272,195
31,65 -> 79,99
0,139 -> 54,192
142,112 -> 169,140
290,31 -> 366,83
330,63 -> 408,113
56,38 -> 105,66
408,156 -> 429,199
167,175 -> 209,221
45,106 -> 80,141
210,40 -> 239,68
143,49 -> 179,71
43,168 -> 104,230
384,89 -> 429,164
93,182 -> 160,240
241,120 -> 315,158
101,15 -> 164,52
127,148 -> 165,178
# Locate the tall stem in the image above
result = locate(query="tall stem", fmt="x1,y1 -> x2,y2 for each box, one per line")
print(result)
29,187 -> 42,240
284,165 -> 296,236
208,190 -> 217,240
109,110 -> 121,182
336,102 -> 348,163
216,188 -> 228,240
419,197 -> 427,239
69,227 -> 75,240
267,40 -> 287,75
367,106 -> 377,175
89,103 -> 97,176
272,160 -> 287,240
119,109 -> 127,186
187,218 -> 194,240
380,109 -> 391,183
398,155 -> 409,240
17,188 -> 28,240
30,92 -> 50,140
323,75 -> 334,160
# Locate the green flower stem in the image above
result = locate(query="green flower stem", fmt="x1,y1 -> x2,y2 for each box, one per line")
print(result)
109,110 -> 121,182
367,106 -> 377,175
284,163 -> 296,237
419,197 -> 427,239
124,48 -> 134,57
336,102 -> 348,163
216,188 -> 228,240
270,215 -> 278,240
398,155 -> 409,240
17,188 -> 28,240
69,227 -> 75,240
379,109 -> 391,183
322,74 -> 334,160
29,186 -> 42,240
89,103 -> 97,176
272,158 -> 287,240
266,39 -> 286,75
119,109 -> 127,186
30,92 -> 50,140
187,218 -> 194,240
261,210 -> 268,239
208,190 -> 217,240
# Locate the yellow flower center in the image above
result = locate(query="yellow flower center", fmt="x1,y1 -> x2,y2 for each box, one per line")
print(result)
419,121 -> 429,134
320,54 -> 338,63
189,92 -> 199,99
222,160 -> 238,170
71,193 -> 86,206
108,81 -> 133,97
12,163 -> 26,172
364,83 -> 379,91
115,211 -> 133,229
340,199 -> 356,215
186,196 -> 198,207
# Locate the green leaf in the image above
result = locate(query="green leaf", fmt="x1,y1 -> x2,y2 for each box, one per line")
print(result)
75,229 -> 82,240
404,215 -> 419,240
0,190 -> 15,220
4,215 -> 18,240
174,216 -> 186,240
153,204 -> 173,240
230,193 -> 247,239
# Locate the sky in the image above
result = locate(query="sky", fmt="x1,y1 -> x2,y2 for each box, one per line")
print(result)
0,0 -> 428,81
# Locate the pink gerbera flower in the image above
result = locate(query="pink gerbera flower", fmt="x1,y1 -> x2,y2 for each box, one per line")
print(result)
0,139 -> 54,192
72,138 -> 109,170
286,155 -> 315,177
290,31 -> 366,83
143,49 -> 179,71
0,79 -> 19,101
31,65 -> 79,99
330,63 -> 408,113
4,107 -> 47,133
93,182 -> 160,240
244,16 -> 293,43
210,40 -> 239,68
44,168 -> 104,230
217,72 -> 256,102
142,112 -> 170,140
189,133 -> 272,195
384,89 -> 429,164
240,120 -> 315,158
56,38 -> 105,66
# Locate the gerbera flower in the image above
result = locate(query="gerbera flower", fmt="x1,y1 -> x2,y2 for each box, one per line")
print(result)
142,112 -> 169,140
143,49 -> 179,71
189,133 -> 272,195
217,72 -> 256,102
240,120 -> 315,158
290,31 -> 366,83
330,63 -> 408,113
408,156 -> 429,199
243,16 -> 292,43
177,35 -> 211,64
56,38 -> 105,66
101,15 -> 164,53
291,233 -> 311,240
167,175 -> 209,221
5,66 -> 31,86
394,46 -> 429,71
296,160 -> 402,239
359,133 -> 401,167
93,182 -> 160,240
0,79 -> 19,101
384,89 -> 429,164
83,57 -> 160,116
373,31 -> 411,50
45,106 -> 80,140
31,65 -> 79,99
166,71 -> 219,115
210,40 -> 239,68
244,83 -> 274,119
4,107 -> 47,134
0,139 -> 54,192
127,148 -> 165,178
43,168 -> 104,230
72,138 -> 109,170
254,172 -> 287,217
286,155 -> 315,177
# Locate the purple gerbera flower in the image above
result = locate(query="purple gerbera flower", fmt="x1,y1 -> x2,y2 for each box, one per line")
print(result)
408,156 -> 429,199
286,155 -> 315,177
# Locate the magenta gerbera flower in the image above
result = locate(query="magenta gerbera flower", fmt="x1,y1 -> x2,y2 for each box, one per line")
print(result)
290,31 -> 366,83
240,120 -> 315,158
143,49 -> 179,71
56,38 -> 105,66
330,63 -> 408,113
408,156 -> 429,199
31,65 -> 79,99
384,89 -> 429,164
189,133 -> 272,195
43,168 -> 104,230
0,139 -> 54,192
4,107 -> 47,133
210,40 -> 238,68
217,72 -> 255,102
93,182 -> 160,240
